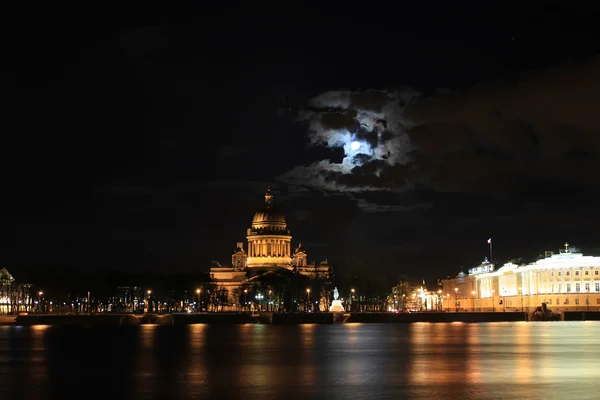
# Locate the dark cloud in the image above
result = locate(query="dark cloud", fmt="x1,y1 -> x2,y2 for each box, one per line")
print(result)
406,56 -> 600,194
117,26 -> 167,59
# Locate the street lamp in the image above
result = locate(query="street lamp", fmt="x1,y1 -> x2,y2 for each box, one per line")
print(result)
255,293 -> 264,312
196,288 -> 201,312
38,291 -> 43,314
243,289 -> 248,312
268,290 -> 272,312
306,288 -> 311,312
454,288 -> 459,312
147,290 -> 152,313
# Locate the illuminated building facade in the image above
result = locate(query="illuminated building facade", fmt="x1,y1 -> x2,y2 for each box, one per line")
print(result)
209,188 -> 333,309
442,244 -> 600,312
0,268 -> 33,314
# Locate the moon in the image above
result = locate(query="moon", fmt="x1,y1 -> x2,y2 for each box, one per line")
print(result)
350,141 -> 360,151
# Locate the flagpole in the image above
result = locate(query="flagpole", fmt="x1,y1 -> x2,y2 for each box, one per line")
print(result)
489,241 -> 493,262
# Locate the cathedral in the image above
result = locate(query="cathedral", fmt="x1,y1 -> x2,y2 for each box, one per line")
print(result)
209,188 -> 332,309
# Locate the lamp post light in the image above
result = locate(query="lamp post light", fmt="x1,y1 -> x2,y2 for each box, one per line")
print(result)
471,291 -> 476,312
306,288 -> 311,312
446,293 -> 450,312
196,289 -> 201,313
268,290 -> 272,312
243,289 -> 248,313
350,288 -> 356,312
147,290 -> 152,313
255,293 -> 264,312
454,288 -> 459,312
38,291 -> 43,314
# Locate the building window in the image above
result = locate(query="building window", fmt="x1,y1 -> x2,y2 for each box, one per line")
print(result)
564,298 -> 569,304
596,270 -> 599,275
556,298 -> 560,305
551,284 -> 554,293
595,282 -> 600,292
566,283 -> 571,292
575,270 -> 579,276
585,282 -> 590,292
548,299 -> 552,305
575,298 -> 580,305
558,283 -> 562,292
558,271 -> 562,276
585,270 -> 589,275
566,271 -> 570,276
551,271 -> 554,276
576,283 -> 581,292
597,298 -> 600,305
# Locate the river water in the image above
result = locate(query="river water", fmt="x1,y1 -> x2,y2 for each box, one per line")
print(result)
0,322 -> 598,399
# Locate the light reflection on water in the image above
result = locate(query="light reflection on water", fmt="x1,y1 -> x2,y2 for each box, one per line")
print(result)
0,322 -> 598,399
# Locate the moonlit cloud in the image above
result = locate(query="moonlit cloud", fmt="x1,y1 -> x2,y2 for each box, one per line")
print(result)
279,89 -> 420,192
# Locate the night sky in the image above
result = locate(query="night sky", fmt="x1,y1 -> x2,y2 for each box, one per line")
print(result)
6,3 -> 600,283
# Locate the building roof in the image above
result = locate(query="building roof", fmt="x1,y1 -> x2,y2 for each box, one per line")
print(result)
0,268 -> 15,282
251,188 -> 288,232
472,247 -> 600,278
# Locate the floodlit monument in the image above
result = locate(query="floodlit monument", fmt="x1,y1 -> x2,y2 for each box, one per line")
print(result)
209,188 -> 333,310
329,287 -> 345,312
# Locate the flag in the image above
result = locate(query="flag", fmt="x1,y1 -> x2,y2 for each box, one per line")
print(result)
487,238 -> 492,244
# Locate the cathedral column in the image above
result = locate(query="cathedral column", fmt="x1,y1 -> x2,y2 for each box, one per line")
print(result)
287,241 -> 291,257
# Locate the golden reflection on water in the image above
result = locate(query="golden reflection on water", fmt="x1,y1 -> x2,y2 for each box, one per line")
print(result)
28,325 -> 47,393
407,321 -> 600,399
2,322 -> 600,399
299,324 -> 317,387
465,324 -> 482,385
135,325 -> 157,395
185,324 -> 207,396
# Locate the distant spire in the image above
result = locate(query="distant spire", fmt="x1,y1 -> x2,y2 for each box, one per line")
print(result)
564,242 -> 570,252
265,186 -> 273,206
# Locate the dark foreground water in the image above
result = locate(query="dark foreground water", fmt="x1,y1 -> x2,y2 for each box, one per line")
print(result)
0,322 -> 599,399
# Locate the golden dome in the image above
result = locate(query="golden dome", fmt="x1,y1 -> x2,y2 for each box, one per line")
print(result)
251,188 -> 287,231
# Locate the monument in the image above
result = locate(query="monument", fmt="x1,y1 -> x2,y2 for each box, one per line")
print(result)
329,287 -> 345,312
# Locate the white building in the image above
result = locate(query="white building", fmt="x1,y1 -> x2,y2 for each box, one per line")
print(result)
442,243 -> 600,312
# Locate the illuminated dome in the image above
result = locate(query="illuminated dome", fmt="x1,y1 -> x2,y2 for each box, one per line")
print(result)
251,188 -> 287,231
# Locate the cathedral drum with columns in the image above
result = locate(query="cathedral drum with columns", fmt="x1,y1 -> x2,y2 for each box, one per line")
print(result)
210,188 -> 333,310
245,189 -> 293,269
